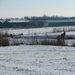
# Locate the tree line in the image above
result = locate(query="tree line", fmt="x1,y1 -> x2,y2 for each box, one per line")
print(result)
24,15 -> 75,20
1,15 -> 75,21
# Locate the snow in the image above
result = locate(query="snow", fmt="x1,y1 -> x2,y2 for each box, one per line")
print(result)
0,26 -> 75,75
0,26 -> 75,35
1,26 -> 74,45
0,45 -> 75,75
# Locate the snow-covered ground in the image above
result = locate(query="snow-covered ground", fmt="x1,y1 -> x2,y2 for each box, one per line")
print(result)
0,45 -> 75,75
2,26 -> 74,45
0,26 -> 75,36
0,26 -> 75,75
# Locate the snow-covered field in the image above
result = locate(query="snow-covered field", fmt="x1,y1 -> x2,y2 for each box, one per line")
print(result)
1,26 -> 75,45
5,26 -> 75,45
1,26 -> 75,35
0,45 -> 75,75
0,26 -> 75,75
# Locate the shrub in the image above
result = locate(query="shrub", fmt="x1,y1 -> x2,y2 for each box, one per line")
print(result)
18,33 -> 23,36
40,38 -> 67,46
12,40 -> 24,45
41,39 -> 57,45
57,35 -> 67,46
57,39 -> 66,46
72,43 -> 75,47
0,32 -> 9,37
0,32 -> 15,38
0,36 -> 9,46
65,36 -> 74,39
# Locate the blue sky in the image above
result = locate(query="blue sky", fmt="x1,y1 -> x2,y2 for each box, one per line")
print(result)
0,0 -> 75,18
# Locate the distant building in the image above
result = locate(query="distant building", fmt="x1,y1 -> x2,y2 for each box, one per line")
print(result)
0,19 -> 30,28
44,20 -> 48,27
0,19 -> 75,28
48,19 -> 75,27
